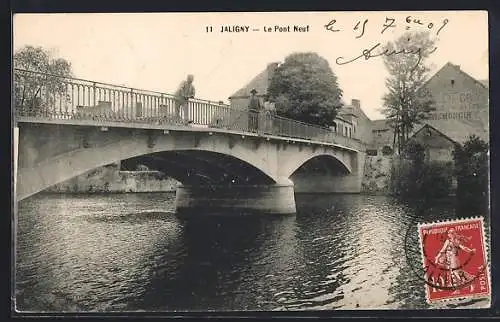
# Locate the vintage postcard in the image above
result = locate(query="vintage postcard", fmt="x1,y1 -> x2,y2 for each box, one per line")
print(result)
12,11 -> 490,313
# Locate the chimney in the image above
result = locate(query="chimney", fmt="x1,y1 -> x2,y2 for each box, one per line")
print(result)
267,62 -> 280,84
351,99 -> 360,109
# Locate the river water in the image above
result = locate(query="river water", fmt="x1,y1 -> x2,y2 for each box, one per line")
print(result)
14,193 -> 490,312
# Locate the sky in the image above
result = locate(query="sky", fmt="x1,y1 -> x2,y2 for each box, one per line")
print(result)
13,11 -> 488,120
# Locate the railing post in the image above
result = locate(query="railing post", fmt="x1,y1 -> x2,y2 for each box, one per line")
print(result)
43,85 -> 49,118
160,94 -> 164,122
64,83 -> 70,119
92,82 -> 97,107
130,88 -> 134,120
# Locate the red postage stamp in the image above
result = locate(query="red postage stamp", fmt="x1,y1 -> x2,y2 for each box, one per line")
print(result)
418,217 -> 490,304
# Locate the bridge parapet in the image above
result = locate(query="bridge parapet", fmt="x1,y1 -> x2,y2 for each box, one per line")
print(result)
14,68 -> 364,151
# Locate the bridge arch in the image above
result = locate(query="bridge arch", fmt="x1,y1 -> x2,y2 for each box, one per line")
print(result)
280,151 -> 352,178
290,154 -> 351,177
121,150 -> 276,186
17,129 -> 281,200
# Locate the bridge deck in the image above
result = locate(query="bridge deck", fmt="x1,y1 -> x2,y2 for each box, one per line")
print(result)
13,68 -> 364,152
16,116 -> 363,152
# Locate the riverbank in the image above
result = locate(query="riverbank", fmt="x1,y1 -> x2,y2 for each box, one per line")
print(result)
361,154 -> 393,194
46,164 -> 178,193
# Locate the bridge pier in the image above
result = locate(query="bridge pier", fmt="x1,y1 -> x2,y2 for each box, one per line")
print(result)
175,178 -> 296,216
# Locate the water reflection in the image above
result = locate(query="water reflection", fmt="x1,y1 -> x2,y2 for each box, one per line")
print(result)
15,193 -> 490,312
139,216 -> 285,311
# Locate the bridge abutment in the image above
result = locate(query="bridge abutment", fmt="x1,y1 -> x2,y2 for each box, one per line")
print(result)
175,178 -> 296,216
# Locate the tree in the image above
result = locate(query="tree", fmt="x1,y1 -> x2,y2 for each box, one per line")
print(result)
453,135 -> 489,215
267,52 -> 343,127
390,140 -> 452,200
381,31 -> 437,155
14,45 -> 73,112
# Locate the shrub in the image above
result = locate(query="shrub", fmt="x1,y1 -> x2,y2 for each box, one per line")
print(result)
390,141 -> 453,200
421,161 -> 453,198
453,135 -> 489,215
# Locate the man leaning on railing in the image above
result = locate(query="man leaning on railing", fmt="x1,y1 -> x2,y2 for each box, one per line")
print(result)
262,94 -> 276,135
174,74 -> 196,125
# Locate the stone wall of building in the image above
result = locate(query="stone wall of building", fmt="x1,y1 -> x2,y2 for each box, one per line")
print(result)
420,63 -> 489,143
46,163 -> 179,193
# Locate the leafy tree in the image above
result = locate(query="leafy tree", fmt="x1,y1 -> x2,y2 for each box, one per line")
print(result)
390,140 -> 452,200
381,31 -> 437,154
14,45 -> 73,112
267,52 -> 343,127
453,135 -> 489,215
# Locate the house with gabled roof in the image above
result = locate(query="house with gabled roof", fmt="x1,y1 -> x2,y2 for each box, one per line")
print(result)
413,62 -> 489,144
409,124 -> 460,162
368,62 -> 489,161
229,62 -> 280,108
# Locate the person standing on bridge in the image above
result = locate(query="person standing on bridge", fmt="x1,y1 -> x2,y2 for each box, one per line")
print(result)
248,89 -> 262,132
262,94 -> 276,134
174,74 -> 196,124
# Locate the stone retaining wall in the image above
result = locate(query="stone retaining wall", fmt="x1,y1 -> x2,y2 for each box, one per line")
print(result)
361,154 -> 393,195
46,164 -> 178,193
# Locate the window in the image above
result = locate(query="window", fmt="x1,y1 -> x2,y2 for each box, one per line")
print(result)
451,79 -> 455,86
382,145 -> 393,156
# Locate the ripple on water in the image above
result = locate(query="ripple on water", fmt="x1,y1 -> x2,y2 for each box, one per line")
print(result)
15,193 -> 489,312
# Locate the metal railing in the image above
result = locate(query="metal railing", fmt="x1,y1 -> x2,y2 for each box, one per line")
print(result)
13,68 -> 363,150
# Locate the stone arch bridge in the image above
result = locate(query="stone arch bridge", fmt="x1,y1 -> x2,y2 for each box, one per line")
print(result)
14,68 -> 366,215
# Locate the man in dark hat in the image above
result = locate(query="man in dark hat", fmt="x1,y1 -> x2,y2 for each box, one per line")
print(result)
248,88 -> 261,132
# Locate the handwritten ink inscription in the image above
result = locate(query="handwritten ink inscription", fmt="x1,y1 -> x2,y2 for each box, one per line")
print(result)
325,15 -> 448,68
381,17 -> 397,34
335,42 -> 437,70
324,16 -> 449,36
404,16 -> 449,35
